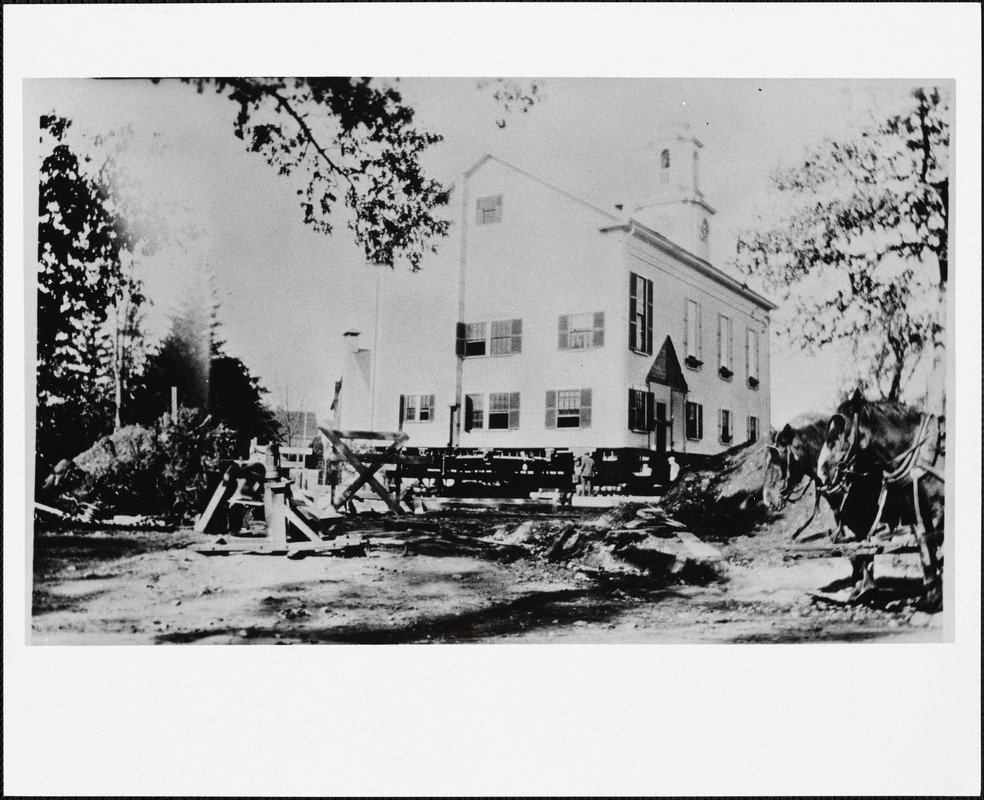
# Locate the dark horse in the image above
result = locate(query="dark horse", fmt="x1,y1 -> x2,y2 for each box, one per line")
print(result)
762,414 -> 828,520
816,390 -> 945,610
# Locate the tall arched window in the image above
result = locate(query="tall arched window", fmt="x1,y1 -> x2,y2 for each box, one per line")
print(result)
659,149 -> 670,184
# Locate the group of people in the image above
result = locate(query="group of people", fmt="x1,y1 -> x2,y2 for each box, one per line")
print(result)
558,451 -> 596,506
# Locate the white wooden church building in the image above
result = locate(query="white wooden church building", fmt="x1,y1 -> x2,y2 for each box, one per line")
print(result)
337,125 -> 775,457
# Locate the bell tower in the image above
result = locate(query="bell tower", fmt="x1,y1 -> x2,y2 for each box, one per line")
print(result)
634,122 -> 716,262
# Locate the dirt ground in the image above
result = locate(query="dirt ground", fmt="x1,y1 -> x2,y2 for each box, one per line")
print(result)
30,502 -> 943,645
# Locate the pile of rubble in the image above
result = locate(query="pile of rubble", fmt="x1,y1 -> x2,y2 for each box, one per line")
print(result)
487,503 -> 724,582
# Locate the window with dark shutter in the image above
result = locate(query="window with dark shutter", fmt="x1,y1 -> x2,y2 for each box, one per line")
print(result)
629,274 -> 638,350
561,312 -> 605,350
629,274 -> 652,354
719,408 -> 732,444
557,390 -> 581,428
629,388 -> 654,432
489,392 -> 511,429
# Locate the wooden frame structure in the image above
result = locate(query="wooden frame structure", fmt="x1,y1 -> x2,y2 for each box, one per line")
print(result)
319,427 -> 409,515
192,444 -> 361,557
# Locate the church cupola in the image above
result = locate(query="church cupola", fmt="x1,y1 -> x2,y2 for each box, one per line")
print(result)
634,122 -> 716,262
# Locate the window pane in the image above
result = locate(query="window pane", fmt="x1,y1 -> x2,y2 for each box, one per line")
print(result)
465,322 -> 487,356
489,393 -> 510,412
557,390 -> 580,410
566,312 -> 592,349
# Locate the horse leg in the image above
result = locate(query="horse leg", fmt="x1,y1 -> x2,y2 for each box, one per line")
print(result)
847,555 -> 876,602
912,475 -> 942,612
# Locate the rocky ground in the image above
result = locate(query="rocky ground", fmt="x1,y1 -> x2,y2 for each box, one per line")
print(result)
30,502 -> 942,645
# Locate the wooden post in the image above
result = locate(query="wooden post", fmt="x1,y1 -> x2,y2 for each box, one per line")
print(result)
171,386 -> 178,421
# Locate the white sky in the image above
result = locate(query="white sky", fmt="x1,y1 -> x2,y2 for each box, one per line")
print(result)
23,76 -> 940,424
5,5 -> 981,797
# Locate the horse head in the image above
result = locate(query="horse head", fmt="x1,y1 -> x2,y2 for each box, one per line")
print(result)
763,421 -> 822,511
816,388 -> 867,490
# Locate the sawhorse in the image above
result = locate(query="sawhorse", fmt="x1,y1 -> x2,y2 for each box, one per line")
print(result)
319,427 -> 409,515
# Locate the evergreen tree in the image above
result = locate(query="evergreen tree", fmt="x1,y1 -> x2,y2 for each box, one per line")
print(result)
135,267 -> 276,453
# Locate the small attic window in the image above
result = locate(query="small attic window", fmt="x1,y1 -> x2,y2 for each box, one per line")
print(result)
476,194 -> 503,225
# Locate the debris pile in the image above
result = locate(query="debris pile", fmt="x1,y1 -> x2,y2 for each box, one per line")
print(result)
488,503 -> 724,582
36,409 -> 236,525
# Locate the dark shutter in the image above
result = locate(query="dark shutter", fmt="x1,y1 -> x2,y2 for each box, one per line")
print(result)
628,388 -> 636,430
464,395 -> 473,432
398,394 -> 406,430
558,315 -> 569,350
508,392 -> 520,430
645,280 -> 653,355
645,392 -> 655,432
698,405 -> 703,440
545,390 -> 557,428
511,318 -> 522,354
629,274 -> 638,349
580,388 -> 592,428
455,321 -> 466,356
593,311 -> 605,348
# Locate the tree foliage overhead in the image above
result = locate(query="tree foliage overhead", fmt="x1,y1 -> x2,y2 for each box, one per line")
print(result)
172,77 -> 453,271
734,87 -> 949,400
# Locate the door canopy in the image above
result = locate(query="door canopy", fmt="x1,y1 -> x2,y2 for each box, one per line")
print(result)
648,336 -> 688,393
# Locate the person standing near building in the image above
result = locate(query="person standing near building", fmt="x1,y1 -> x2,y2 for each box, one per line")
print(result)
577,450 -> 596,496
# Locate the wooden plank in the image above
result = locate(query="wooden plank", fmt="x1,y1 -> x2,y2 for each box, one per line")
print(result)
280,446 -> 313,456
318,427 -> 405,442
194,476 -> 231,533
786,541 -> 920,556
284,506 -> 324,543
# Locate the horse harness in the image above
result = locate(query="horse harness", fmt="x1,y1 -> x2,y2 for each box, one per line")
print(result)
819,411 -> 943,542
